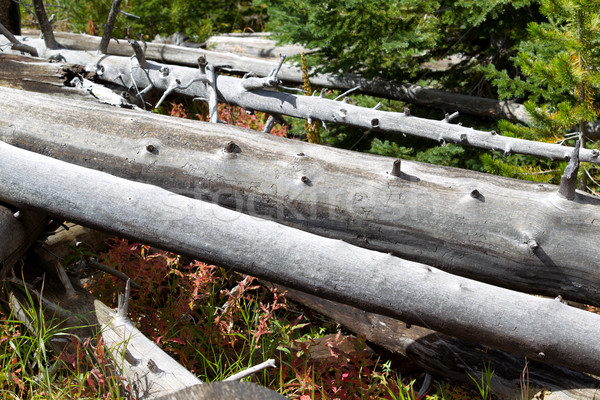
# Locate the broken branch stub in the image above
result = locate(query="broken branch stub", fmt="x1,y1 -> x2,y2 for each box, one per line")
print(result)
31,0 -> 59,49
26,48 -> 597,166
558,139 -> 581,200
98,0 -> 122,54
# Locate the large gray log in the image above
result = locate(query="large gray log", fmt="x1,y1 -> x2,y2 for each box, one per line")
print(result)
0,85 -> 599,306
17,30 -> 531,123
1,140 -> 600,376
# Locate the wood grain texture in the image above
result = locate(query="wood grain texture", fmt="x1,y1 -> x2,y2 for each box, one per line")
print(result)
1,140 -> 600,375
0,84 -> 599,306
156,382 -> 288,400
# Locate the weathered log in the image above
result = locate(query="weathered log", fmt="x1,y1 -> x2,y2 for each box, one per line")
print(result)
0,46 -> 594,165
1,140 -> 600,376
272,283 -> 600,400
156,382 -> 288,400
16,30 -> 531,123
0,85 -> 599,307
51,225 -> 600,398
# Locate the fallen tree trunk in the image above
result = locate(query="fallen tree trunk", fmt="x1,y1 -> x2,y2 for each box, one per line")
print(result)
1,140 -> 600,376
16,30 -> 531,123
1,85 -> 600,307
272,284 -> 600,400
0,50 -> 595,166
204,32 -> 310,59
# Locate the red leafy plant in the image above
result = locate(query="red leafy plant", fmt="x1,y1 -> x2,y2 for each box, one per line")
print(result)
85,239 -> 446,399
167,101 -> 288,137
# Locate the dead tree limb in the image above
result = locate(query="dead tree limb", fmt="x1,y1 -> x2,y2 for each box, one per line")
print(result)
1,140 -> 600,376
558,140 -> 581,200
16,29 -> 531,123
0,84 -> 599,306
98,0 -> 122,55
0,22 -> 38,56
31,0 -> 59,49
0,50 -> 593,166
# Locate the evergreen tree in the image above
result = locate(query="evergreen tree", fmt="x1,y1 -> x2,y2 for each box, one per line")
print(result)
483,0 -> 600,191
258,0 -> 538,90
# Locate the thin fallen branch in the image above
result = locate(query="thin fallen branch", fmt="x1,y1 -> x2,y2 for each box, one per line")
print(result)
86,258 -> 143,290
0,21 -> 38,56
224,359 -> 277,381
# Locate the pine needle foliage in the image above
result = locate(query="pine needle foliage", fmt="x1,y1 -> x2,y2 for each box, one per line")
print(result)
483,0 -> 600,141
30,0 -> 268,42
258,0 -> 538,87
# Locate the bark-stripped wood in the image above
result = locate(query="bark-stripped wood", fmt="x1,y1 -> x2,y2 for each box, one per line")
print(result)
16,30 -> 532,123
0,85 -> 599,306
0,46 -> 585,163
156,382 -> 288,400
5,271 -> 203,399
0,50 -> 594,164
272,284 -> 600,400
1,140 -> 600,376
205,32 -> 310,59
